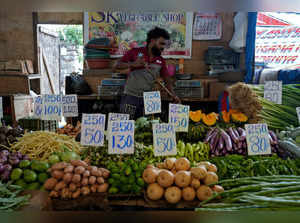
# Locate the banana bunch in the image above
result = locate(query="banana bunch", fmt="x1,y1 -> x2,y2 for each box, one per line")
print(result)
176,140 -> 210,162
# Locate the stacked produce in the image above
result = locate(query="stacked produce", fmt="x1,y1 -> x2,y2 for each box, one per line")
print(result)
197,175 -> 300,211
228,82 -> 262,124
178,123 -> 209,143
134,117 -> 157,145
209,155 -> 300,180
10,160 -> 49,190
251,84 -> 300,130
0,126 -> 24,149
0,150 -> 29,182
56,121 -> 81,138
44,160 -> 110,199
205,127 -> 280,157
177,141 -> 210,162
106,159 -> 146,195
144,157 -> 223,204
0,181 -> 30,211
10,131 -> 82,161
278,126 -> 300,158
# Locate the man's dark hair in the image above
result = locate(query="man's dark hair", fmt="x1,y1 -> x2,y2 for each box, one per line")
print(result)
146,27 -> 170,45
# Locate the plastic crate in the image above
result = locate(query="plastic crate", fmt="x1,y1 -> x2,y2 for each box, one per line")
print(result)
18,118 -> 58,132
174,87 -> 204,98
175,80 -> 202,88
98,85 -> 124,96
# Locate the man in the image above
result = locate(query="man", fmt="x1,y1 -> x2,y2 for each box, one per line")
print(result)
113,27 -> 181,119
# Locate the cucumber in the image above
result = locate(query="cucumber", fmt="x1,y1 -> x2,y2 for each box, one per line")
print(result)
278,140 -> 300,158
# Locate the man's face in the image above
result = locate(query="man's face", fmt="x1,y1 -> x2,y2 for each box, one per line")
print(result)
151,37 -> 167,56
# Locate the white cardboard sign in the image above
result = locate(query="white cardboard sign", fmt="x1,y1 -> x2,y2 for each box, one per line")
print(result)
245,123 -> 272,155
168,103 -> 190,132
264,81 -> 282,104
108,120 -> 135,154
62,95 -> 78,117
81,113 -> 106,147
153,123 -> 177,157
143,91 -> 161,115
42,95 -> 62,120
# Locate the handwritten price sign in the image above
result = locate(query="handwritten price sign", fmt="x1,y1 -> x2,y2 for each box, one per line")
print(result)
42,95 -> 62,120
81,114 -> 106,146
153,123 -> 177,156
264,81 -> 282,104
33,96 -> 42,118
245,124 -> 271,155
168,104 -> 190,132
108,120 -> 135,154
62,95 -> 78,117
143,91 -> 161,115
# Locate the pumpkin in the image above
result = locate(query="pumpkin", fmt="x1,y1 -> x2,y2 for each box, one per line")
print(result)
189,110 -> 202,122
202,113 -> 218,126
231,112 -> 248,122
221,110 -> 230,123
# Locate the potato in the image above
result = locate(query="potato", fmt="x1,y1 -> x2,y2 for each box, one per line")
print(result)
197,185 -> 213,201
71,160 -> 88,167
97,177 -> 105,184
52,162 -> 68,171
81,177 -> 89,186
61,188 -> 71,199
182,187 -> 196,201
69,183 -> 77,192
191,178 -> 201,189
63,173 -> 73,184
175,171 -> 192,188
157,170 -> 174,187
207,164 -> 218,173
147,183 -> 164,201
99,168 -> 110,179
175,158 -> 190,171
143,168 -> 159,184
89,176 -> 97,185
90,184 -> 98,193
190,166 -> 207,180
81,186 -> 90,196
49,190 -> 59,198
164,158 -> 177,170
44,178 -> 58,190
64,165 -> 74,173
156,162 -> 166,169
171,167 -> 177,175
164,186 -> 182,204
51,170 -> 64,180
83,170 -> 90,178
74,166 -> 85,175
97,183 -> 109,193
146,164 -> 155,169
203,172 -> 219,185
91,167 -> 102,177
72,174 -> 81,183
72,189 -> 81,199
54,181 -> 66,191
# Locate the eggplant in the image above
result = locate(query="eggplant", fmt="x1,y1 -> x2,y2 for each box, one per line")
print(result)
238,141 -> 243,149
3,163 -> 12,171
0,164 -> 4,173
269,130 -> 278,144
242,141 -> 247,148
233,128 -> 240,138
205,128 -> 218,143
9,157 -> 20,166
14,151 -> 23,159
218,135 -> 225,150
233,143 -> 238,151
221,130 -> 232,151
209,130 -> 219,147
204,128 -> 216,143
0,155 -> 8,164
1,170 -> 11,181
268,134 -> 275,145
238,127 -> 246,141
227,128 -> 239,143
211,134 -> 220,154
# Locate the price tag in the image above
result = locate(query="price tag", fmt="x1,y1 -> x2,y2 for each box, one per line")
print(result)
297,107 -> 300,124
168,103 -> 190,132
245,123 -> 271,155
143,91 -> 161,115
62,95 -> 78,117
264,81 -> 282,104
153,123 -> 177,156
107,113 -> 130,133
108,120 -> 135,154
81,114 -> 106,146
0,97 -> 3,119
33,96 -> 43,118
42,95 -> 62,120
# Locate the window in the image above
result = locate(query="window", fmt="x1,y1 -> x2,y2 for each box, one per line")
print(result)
255,12 -> 300,69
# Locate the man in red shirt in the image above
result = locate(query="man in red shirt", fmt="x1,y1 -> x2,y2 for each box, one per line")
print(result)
113,27 -> 180,119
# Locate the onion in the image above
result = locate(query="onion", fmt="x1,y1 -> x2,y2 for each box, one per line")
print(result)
0,164 -> 4,173
0,155 -> 7,164
0,150 -> 9,157
15,152 -> 23,159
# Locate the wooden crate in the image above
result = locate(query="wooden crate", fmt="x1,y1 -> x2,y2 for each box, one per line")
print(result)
0,74 -> 30,94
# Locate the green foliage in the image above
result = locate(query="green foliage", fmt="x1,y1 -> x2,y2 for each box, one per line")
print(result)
59,25 -> 83,48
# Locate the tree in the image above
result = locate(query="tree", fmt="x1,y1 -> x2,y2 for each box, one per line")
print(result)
59,25 -> 83,47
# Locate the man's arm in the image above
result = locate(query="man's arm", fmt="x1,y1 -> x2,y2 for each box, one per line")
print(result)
161,75 -> 181,104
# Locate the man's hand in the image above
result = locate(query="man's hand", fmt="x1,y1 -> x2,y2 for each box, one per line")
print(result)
173,95 -> 181,104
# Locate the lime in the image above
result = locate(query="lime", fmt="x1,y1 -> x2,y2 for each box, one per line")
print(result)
38,173 -> 49,184
19,160 -> 31,169
137,178 -> 145,187
24,169 -> 37,183
121,184 -> 131,193
48,154 -> 60,165
27,182 -> 40,190
15,179 -> 27,189
108,178 -> 115,185
125,167 -> 132,176
120,175 -> 128,184
10,168 -> 23,181
128,175 -> 135,184
112,173 -> 120,179
30,160 -> 40,170
108,187 -> 119,194
60,151 -> 78,162
135,171 -> 142,178
132,163 -> 139,171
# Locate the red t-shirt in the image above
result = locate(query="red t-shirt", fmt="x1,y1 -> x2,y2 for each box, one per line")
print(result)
121,47 -> 170,77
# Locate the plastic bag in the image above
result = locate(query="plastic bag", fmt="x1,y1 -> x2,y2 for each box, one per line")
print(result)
66,73 -> 92,95
229,12 -> 248,53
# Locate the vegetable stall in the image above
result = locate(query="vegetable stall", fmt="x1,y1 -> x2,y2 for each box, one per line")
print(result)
1,82 -> 300,212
